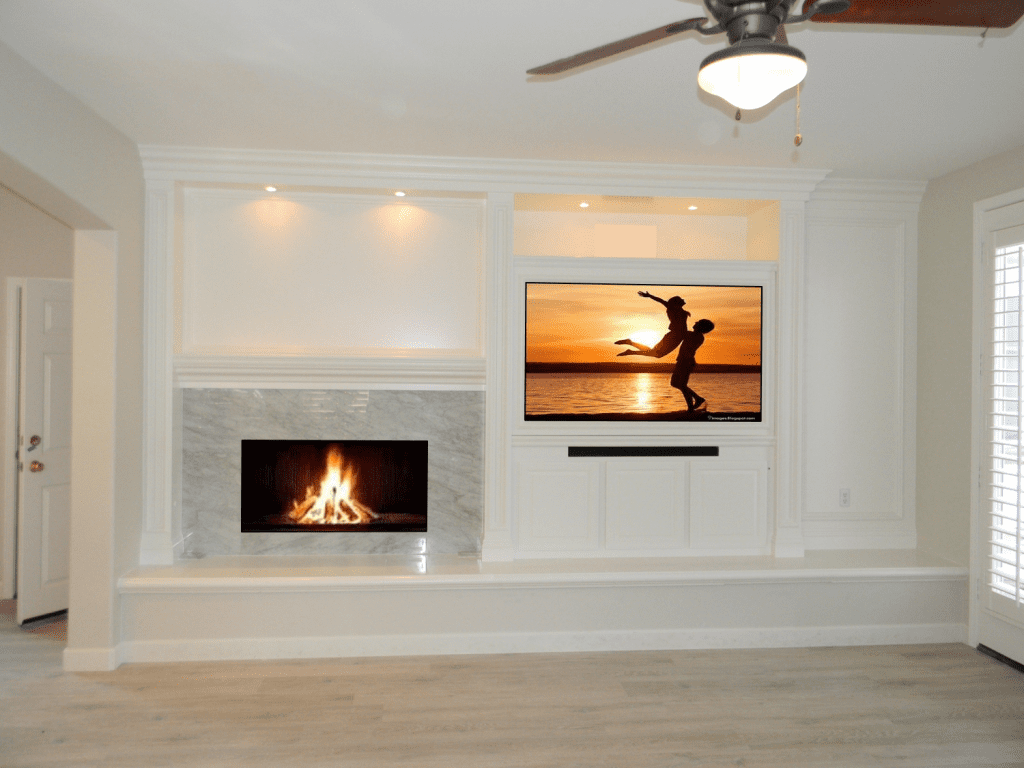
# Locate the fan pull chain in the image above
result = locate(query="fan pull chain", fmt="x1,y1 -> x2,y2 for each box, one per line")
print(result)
735,109 -> 742,121
794,83 -> 803,146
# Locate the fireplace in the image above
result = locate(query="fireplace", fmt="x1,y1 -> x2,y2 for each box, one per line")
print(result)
179,389 -> 482,557
241,440 -> 428,533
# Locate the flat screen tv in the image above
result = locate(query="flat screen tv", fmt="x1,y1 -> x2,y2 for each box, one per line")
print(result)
525,282 -> 762,422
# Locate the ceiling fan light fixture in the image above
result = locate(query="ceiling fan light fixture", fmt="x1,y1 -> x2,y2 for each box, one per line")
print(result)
698,40 -> 807,111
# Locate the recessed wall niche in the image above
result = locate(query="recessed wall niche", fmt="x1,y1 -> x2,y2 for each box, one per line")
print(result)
177,187 -> 486,356
513,194 -> 779,261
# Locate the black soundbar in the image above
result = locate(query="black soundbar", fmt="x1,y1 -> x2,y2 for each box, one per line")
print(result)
567,446 -> 719,457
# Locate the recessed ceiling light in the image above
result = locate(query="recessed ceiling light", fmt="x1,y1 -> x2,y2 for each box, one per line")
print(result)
265,186 -> 277,193
394,191 -> 406,197
579,202 -> 589,208
688,205 -> 698,211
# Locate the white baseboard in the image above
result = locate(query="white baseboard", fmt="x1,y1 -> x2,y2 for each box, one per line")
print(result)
119,623 -> 968,665
63,645 -> 121,671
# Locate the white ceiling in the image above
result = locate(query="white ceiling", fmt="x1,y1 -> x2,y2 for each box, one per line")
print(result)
0,0 -> 1021,181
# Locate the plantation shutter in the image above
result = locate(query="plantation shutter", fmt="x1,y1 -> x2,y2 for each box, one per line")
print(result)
986,218 -> 1024,629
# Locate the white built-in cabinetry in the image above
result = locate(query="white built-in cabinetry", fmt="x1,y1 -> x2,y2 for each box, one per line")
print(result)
137,150 -> 922,567
514,446 -> 769,556
507,211 -> 777,558
102,150 -> 950,673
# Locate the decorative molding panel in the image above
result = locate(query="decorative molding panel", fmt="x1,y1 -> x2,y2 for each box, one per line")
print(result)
801,204 -> 918,548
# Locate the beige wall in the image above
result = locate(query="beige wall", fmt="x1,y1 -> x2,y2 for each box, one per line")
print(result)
0,40 -> 144,658
917,143 -> 1024,565
0,186 -> 74,588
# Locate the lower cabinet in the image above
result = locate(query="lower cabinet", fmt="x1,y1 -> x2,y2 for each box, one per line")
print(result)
516,461 -> 601,552
688,461 -> 769,550
514,447 -> 769,556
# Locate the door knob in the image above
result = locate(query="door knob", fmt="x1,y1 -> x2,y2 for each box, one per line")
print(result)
26,435 -> 41,452
29,461 -> 44,473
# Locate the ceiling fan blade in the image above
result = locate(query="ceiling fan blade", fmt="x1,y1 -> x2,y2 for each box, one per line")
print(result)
527,17 -> 709,75
807,0 -> 1024,28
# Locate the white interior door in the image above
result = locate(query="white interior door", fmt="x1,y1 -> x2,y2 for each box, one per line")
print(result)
15,278 -> 73,624
974,195 -> 1024,665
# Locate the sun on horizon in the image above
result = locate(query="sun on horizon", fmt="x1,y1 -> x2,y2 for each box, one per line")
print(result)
526,282 -> 761,367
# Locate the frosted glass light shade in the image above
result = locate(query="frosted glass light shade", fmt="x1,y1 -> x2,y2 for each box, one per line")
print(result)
698,42 -> 807,110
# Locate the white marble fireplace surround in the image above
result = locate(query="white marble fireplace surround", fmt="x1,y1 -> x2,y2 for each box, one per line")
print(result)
180,388 -> 483,557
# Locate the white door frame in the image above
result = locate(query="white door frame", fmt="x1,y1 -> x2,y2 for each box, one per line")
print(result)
0,278 -> 23,600
969,185 -> 1024,654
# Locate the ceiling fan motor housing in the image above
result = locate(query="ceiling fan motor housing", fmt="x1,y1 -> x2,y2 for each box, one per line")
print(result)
704,0 -> 797,43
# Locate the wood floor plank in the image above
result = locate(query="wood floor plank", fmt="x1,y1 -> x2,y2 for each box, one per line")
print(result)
2,602 -> 1024,767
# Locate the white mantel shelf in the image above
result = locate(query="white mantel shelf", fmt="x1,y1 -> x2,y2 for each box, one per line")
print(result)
119,550 -> 966,594
172,354 -> 486,390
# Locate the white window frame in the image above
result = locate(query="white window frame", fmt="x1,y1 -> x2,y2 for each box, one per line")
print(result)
970,188 -> 1024,653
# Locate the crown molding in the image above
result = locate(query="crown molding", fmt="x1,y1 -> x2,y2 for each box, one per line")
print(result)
139,145 -> 831,201
809,177 -> 927,211
173,354 -> 485,390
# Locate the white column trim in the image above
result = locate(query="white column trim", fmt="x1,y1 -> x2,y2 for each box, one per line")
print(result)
773,200 -> 807,557
482,192 -> 516,560
140,180 -> 175,565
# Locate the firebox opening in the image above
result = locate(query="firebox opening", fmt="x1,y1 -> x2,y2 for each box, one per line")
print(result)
241,440 -> 428,532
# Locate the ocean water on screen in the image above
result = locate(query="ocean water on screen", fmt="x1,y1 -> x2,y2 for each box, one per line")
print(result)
525,372 -> 760,416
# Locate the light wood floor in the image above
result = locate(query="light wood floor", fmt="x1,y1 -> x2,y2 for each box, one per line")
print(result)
2,601 -> 1023,768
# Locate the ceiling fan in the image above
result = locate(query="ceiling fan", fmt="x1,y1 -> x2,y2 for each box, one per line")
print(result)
528,0 -> 1024,111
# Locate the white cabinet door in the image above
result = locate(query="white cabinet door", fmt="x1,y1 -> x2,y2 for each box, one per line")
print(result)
689,461 -> 768,552
605,461 -> 687,550
516,460 -> 600,553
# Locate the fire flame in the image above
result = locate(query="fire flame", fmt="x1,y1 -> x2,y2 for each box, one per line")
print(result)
288,444 -> 377,525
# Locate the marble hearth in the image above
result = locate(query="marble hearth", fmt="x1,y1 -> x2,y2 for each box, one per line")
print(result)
180,389 -> 484,558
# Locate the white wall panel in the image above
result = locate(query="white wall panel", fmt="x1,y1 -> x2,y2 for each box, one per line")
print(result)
180,189 -> 484,355
605,461 -> 686,550
803,215 -> 912,545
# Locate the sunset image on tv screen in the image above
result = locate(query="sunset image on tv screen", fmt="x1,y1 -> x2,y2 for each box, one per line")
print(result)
525,282 -> 762,421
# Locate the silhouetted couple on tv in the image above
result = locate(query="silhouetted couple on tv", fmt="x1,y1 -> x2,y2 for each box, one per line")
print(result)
615,290 -> 714,412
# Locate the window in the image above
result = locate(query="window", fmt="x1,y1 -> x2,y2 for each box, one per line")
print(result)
988,236 -> 1024,617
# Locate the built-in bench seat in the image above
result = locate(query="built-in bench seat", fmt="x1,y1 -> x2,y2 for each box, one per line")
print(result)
113,550 -> 968,667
